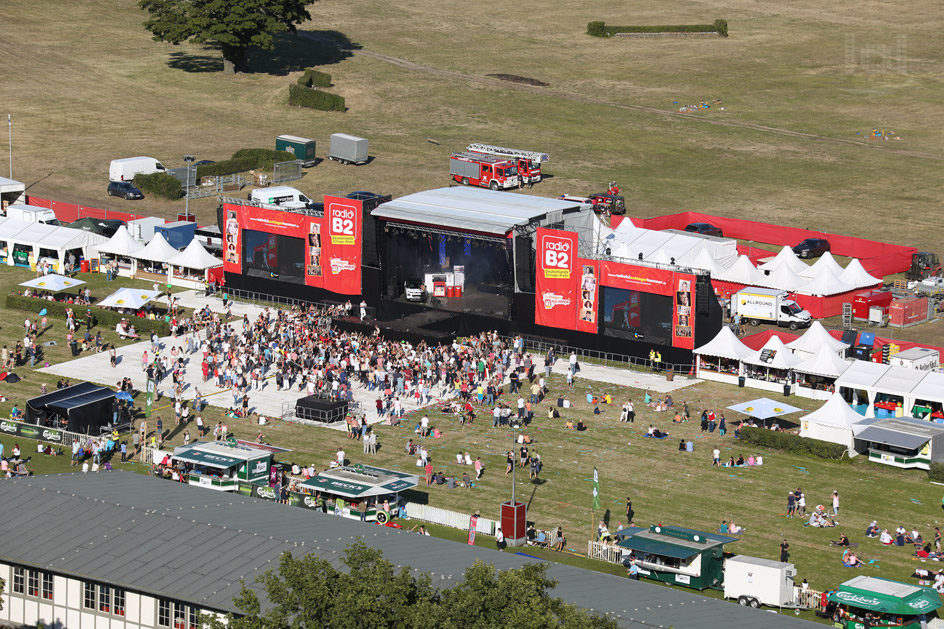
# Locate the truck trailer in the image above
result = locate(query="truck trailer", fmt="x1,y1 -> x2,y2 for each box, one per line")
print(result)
723,556 -> 799,609
328,134 -> 369,165
733,287 -> 812,330
276,135 -> 317,167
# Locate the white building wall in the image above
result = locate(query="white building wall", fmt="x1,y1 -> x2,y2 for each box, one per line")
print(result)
56,574 -> 70,607
126,590 -> 141,625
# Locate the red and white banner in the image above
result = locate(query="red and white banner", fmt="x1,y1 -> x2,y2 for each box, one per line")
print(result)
576,259 -> 598,334
322,196 -> 363,295
535,228 -> 578,329
600,261 -> 675,296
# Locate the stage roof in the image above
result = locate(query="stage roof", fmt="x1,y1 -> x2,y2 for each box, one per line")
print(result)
371,187 -> 586,236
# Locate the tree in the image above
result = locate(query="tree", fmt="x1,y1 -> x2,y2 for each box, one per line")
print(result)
138,0 -> 312,74
205,543 -> 618,629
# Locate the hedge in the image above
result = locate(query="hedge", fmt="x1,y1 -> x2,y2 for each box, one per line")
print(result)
587,20 -> 728,37
929,462 -> 944,483
6,294 -> 171,336
196,149 -> 295,178
739,426 -> 849,460
298,68 -> 332,88
132,172 -> 183,199
288,84 -> 346,112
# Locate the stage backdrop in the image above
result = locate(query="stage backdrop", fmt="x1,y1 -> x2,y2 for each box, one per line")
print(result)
222,199 -> 363,295
535,228 -> 578,329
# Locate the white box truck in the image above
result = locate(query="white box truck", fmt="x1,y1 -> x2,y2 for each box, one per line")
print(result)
723,556 -> 799,609
733,287 -> 811,330
888,347 -> 940,371
5,204 -> 60,226
249,186 -> 316,211
328,133 -> 368,165
109,157 -> 166,182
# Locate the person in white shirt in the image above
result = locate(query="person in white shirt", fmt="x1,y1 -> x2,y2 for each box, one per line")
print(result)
420,414 -> 430,437
456,452 -> 464,465
336,447 -> 345,466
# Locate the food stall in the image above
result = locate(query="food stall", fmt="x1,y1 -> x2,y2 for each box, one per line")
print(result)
615,525 -> 737,590
299,463 -> 418,523
172,441 -> 273,492
829,576 -> 941,628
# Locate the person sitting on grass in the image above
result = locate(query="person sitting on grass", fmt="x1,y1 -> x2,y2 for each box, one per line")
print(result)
832,533 -> 850,547
729,521 -> 744,535
565,419 -> 575,430
576,419 -> 587,432
842,550 -> 863,568
865,521 -> 880,538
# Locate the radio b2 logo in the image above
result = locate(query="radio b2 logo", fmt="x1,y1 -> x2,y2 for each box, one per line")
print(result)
542,236 -> 573,279
329,204 -> 358,245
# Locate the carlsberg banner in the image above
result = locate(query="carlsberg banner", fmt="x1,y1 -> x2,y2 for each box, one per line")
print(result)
0,419 -> 64,444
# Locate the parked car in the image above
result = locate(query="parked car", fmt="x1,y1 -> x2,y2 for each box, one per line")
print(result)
684,222 -> 723,237
107,181 -> 144,200
404,279 -> 427,302
792,238 -> 831,259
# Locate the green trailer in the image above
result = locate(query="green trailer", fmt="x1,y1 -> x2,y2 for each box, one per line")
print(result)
829,576 -> 941,629
616,525 -> 738,590
276,134 -> 317,167
172,441 -> 273,492
300,463 -> 418,523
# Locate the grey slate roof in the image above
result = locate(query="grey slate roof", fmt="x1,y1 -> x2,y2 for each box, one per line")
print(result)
0,472 -> 815,628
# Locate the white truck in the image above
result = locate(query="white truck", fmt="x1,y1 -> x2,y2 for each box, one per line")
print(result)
109,157 -> 166,182
249,186 -> 316,211
733,287 -> 811,330
723,556 -> 800,609
5,204 -> 60,226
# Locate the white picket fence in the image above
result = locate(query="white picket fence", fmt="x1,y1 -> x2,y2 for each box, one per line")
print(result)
403,502 -> 497,536
587,540 -> 624,564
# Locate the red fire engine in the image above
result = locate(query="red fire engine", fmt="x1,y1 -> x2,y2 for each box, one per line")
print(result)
450,152 -> 520,190
466,143 -> 547,186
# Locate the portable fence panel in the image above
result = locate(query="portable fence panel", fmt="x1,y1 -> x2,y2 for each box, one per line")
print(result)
403,502 -> 496,535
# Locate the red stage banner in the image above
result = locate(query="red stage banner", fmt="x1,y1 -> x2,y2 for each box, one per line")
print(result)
535,228 -> 578,329
672,273 -> 695,350
576,259 -> 598,334
322,196 -> 363,295
600,261 -> 675,296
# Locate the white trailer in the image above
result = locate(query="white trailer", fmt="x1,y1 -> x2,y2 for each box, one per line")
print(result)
888,347 -> 940,371
733,287 -> 811,330
5,204 -> 59,226
724,556 -> 799,609
328,133 -> 369,165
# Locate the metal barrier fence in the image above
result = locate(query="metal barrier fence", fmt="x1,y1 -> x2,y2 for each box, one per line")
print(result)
272,160 -> 303,184
222,287 -> 376,319
0,418 -> 95,448
403,502 -> 497,536
794,586 -> 823,611
587,540 -> 624,564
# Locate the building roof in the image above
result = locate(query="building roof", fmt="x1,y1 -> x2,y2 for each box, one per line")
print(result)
300,464 -> 418,499
856,417 -> 944,450
371,187 -> 585,236
0,176 -> 25,193
172,441 -> 271,469
0,473 -> 813,628
616,525 -> 738,561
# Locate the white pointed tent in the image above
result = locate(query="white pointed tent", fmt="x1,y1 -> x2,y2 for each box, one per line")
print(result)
760,264 -> 805,291
743,335 -> 802,370
839,258 -> 883,289
786,321 -> 850,359
795,268 -> 854,296
167,239 -> 223,289
92,226 -> 144,278
794,345 -> 851,378
689,249 -> 729,276
797,251 -> 844,279
758,246 -> 809,274
132,232 -> 179,264
693,326 -> 753,383
717,255 -> 766,285
799,392 -> 867,454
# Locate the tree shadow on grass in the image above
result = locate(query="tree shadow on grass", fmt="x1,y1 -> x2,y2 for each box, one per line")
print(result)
246,30 -> 362,76
168,52 -> 224,73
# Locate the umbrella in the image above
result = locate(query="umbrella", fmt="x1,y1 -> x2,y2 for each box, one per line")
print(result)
38,308 -> 47,317
115,391 -> 134,402
97,287 -> 160,310
19,274 -> 87,292
727,397 -> 803,422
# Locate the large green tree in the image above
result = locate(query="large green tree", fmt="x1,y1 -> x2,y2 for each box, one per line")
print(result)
205,542 -> 618,629
139,0 -> 312,74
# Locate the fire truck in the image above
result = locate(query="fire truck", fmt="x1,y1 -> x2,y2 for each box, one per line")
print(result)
467,143 -> 548,186
450,152 -> 520,190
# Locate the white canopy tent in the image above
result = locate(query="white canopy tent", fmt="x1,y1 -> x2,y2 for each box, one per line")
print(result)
758,246 -> 809,274
132,232 -> 179,263
688,249 -> 729,276
835,361 -> 890,417
0,218 -> 107,272
759,264 -> 805,291
794,267 -> 854,296
792,345 -> 852,400
93,226 -> 145,278
911,372 -> 944,419
799,392 -> 867,455
797,251 -> 844,279
838,258 -> 882,289
167,239 -> 223,289
19,274 -> 86,292
867,366 -> 929,418
693,326 -> 753,384
743,335 -> 802,370
716,255 -> 766,285
786,321 -> 850,359
98,287 -> 160,310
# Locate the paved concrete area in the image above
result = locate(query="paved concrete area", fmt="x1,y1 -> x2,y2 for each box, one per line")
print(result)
38,291 -> 698,431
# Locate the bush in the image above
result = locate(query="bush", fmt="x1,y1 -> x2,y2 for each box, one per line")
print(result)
288,84 -> 346,112
195,149 -> 295,178
929,462 -> 944,483
6,294 -> 172,336
587,21 -> 729,37
298,68 -> 332,88
132,172 -> 182,199
739,426 -> 849,460
587,21 -> 607,37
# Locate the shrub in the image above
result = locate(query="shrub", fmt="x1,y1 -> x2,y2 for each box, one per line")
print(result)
6,294 -> 172,336
739,426 -> 849,460
587,21 -> 607,37
714,19 -> 729,38
195,149 -> 295,178
288,84 -> 346,112
929,462 -> 944,483
132,172 -> 182,199
298,68 -> 332,88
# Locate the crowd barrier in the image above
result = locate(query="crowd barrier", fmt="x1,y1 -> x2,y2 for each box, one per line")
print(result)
0,417 -> 90,447
402,501 -> 497,536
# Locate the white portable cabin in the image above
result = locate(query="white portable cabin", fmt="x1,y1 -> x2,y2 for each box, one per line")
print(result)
723,556 -> 796,608
888,347 -> 940,371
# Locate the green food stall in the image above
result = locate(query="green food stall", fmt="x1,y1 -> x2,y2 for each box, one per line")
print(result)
300,464 -> 418,523
172,441 -> 273,491
829,576 -> 942,629
616,525 -> 738,590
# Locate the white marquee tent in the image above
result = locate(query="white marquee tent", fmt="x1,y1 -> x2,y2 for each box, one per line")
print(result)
167,239 -> 223,289
717,255 -> 766,285
786,321 -> 850,359
132,232 -> 179,264
742,334 -> 802,370
0,218 -> 108,272
795,268 -> 854,296
758,246 -> 809,274
799,392 -> 867,455
838,258 -> 882,289
93,226 -> 145,278
798,251 -> 845,279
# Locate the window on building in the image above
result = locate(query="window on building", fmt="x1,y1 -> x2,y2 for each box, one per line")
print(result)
27,570 -> 39,597
83,581 -> 96,609
158,599 -> 171,628
174,601 -> 187,629
188,605 -> 201,629
42,572 -> 53,600
12,567 -> 24,594
99,585 -> 111,613
114,588 -> 126,616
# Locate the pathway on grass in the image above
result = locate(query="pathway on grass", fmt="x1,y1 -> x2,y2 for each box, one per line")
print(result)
38,291 -> 696,430
301,32 -> 944,163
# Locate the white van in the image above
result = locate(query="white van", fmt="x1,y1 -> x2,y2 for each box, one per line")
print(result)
5,204 -> 60,226
109,157 -> 166,183
249,186 -> 315,210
